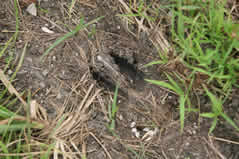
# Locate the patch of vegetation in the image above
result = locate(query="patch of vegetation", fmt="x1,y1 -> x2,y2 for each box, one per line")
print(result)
1,0 -> 239,158
146,0 -> 239,132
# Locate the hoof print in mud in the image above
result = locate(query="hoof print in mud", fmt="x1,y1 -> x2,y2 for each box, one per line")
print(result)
91,53 -> 145,95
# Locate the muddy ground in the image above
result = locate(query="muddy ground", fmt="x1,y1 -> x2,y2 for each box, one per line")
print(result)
1,0 -> 239,159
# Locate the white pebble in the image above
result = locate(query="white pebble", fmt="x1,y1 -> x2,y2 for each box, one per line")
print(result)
41,27 -> 54,34
7,70 -> 13,75
130,122 -> 136,128
132,128 -> 137,133
42,69 -> 48,76
143,127 -> 150,132
135,131 -> 140,138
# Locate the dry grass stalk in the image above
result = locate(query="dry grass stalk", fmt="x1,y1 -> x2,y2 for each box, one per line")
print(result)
0,69 -> 28,109
34,76 -> 101,158
118,0 -> 172,55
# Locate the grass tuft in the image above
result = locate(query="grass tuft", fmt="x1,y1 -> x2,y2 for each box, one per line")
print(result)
146,72 -> 193,133
145,0 -> 239,133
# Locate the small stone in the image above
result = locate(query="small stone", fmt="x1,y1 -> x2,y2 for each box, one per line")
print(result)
41,26 -> 54,34
118,99 -> 122,104
135,131 -> 140,138
7,69 -> 13,75
25,57 -> 33,63
26,3 -> 37,16
192,130 -> 197,135
143,127 -> 150,132
56,92 -> 62,99
132,128 -> 137,133
39,81 -> 46,88
130,122 -> 136,128
119,114 -> 123,120
52,56 -> 56,61
42,69 -> 48,76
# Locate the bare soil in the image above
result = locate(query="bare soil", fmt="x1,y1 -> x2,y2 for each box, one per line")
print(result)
1,0 -> 239,158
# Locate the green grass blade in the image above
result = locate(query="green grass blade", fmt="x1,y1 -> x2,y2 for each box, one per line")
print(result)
0,105 -> 16,118
200,113 -> 217,118
221,113 -> 239,131
108,102 -> 112,120
0,124 -> 26,133
49,115 -> 65,139
40,16 -> 104,61
0,35 -> 14,58
145,79 -> 177,93
203,86 -> 223,113
181,5 -> 201,10
14,0 -> 19,41
143,60 -> 166,68
165,73 -> 184,95
41,142 -> 56,159
209,118 -> 218,134
108,85 -> 119,131
179,96 -> 186,133
112,84 -> 119,118
11,42 -> 28,80
0,140 -> 10,159
176,0 -> 184,38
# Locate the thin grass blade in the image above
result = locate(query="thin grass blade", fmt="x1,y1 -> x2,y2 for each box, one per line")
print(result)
143,60 -> 166,68
40,16 -> 104,61
179,96 -> 186,133
145,79 -> 177,93
0,140 -> 10,159
204,86 -> 223,113
221,113 -> 239,131
209,118 -> 218,134
165,73 -> 184,95
200,113 -> 217,118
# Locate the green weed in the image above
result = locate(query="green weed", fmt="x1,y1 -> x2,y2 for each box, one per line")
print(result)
172,0 -> 239,92
146,72 -> 195,133
146,0 -> 239,133
117,0 -> 157,22
107,85 -> 119,132
200,86 -> 239,134
40,16 -> 104,61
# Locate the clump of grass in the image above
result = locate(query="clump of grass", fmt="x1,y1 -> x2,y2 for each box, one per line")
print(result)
146,0 -> 239,132
171,0 -> 239,92
201,86 -> 239,134
0,1 -> 48,157
146,72 -> 195,133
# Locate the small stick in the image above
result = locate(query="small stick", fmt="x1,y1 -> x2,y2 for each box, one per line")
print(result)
89,132 -> 112,159
209,135 -> 239,145
0,69 -> 28,110
203,137 -> 226,159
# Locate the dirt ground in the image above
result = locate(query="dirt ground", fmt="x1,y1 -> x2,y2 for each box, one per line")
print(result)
1,0 -> 239,159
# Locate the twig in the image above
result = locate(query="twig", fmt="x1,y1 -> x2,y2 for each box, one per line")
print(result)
40,16 -> 67,33
89,132 -> 112,159
77,83 -> 94,112
203,137 -> 226,159
0,69 -> 27,109
209,135 -> 239,145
